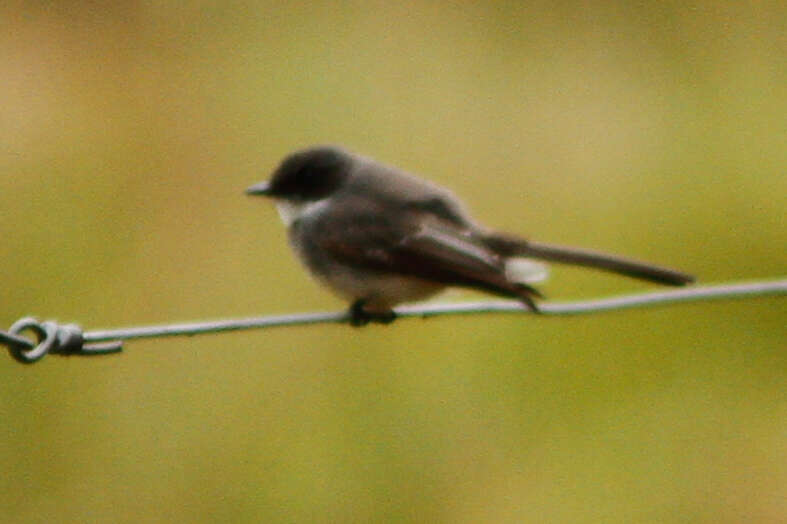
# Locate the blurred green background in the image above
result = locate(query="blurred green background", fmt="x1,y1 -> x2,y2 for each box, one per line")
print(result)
1,1 -> 785,522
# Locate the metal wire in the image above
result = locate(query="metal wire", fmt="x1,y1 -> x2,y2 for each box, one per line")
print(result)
2,278 -> 785,364
0,329 -> 32,349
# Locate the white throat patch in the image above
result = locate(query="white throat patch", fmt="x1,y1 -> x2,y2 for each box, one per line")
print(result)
275,199 -> 329,227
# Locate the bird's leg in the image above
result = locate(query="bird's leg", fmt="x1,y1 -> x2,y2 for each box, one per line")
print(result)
349,300 -> 371,326
348,299 -> 397,327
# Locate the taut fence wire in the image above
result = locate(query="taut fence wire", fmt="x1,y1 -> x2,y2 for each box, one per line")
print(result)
2,278 -> 785,364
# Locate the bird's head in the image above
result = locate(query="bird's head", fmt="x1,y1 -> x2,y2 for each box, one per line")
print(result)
246,146 -> 352,203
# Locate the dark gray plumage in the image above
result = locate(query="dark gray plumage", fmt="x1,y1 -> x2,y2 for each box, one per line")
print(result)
247,146 -> 694,325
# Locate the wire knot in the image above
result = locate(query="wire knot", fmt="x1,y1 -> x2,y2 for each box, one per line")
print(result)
2,317 -> 122,364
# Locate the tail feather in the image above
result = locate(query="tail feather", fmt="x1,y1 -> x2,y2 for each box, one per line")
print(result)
511,283 -> 542,312
486,234 -> 694,286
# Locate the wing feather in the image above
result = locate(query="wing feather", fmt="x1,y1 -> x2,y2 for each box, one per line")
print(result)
299,195 -> 539,302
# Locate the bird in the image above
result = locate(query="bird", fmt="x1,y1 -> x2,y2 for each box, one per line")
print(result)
246,146 -> 694,326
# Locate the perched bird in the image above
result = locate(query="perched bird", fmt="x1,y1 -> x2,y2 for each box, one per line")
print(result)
247,146 -> 694,325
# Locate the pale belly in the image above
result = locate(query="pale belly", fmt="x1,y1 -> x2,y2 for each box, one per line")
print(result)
312,265 -> 445,312
282,200 -> 445,310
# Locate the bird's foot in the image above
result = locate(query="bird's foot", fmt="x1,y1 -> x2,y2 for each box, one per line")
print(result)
349,300 -> 397,327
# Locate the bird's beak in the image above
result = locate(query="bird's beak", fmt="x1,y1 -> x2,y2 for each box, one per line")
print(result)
245,181 -> 272,196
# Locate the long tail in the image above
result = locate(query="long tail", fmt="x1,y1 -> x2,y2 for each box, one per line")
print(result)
485,233 -> 695,286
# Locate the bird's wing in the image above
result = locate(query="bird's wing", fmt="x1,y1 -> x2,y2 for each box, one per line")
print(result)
301,196 -> 538,301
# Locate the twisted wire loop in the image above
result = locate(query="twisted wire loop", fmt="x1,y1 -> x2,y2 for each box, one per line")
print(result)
1,318 -> 123,364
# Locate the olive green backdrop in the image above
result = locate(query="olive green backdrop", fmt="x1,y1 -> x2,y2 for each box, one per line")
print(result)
1,1 -> 784,522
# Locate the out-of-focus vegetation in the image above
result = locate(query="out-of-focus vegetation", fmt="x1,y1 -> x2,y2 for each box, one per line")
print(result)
1,1 -> 784,522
